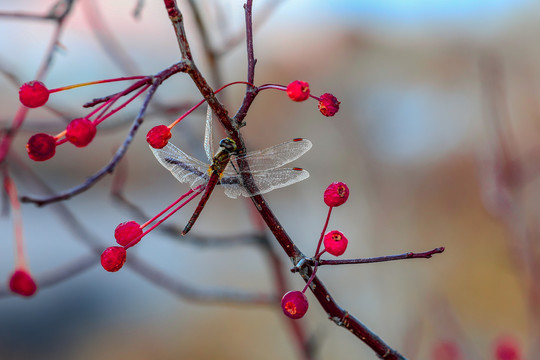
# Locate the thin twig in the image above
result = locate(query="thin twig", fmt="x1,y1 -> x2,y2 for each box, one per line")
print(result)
291,247 -> 446,272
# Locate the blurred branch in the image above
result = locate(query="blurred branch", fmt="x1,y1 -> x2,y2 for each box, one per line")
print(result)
0,0 -> 75,163
81,0 -> 142,76
127,255 -> 276,305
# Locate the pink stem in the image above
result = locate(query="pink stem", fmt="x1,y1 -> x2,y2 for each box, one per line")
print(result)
48,76 -> 148,93
94,84 -> 151,126
301,260 -> 319,294
3,173 -> 27,269
314,206 -> 333,257
125,189 -> 203,249
140,187 -> 198,229
168,81 -> 254,129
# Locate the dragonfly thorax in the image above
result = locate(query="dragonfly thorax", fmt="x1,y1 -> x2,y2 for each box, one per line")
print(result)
210,138 -> 236,175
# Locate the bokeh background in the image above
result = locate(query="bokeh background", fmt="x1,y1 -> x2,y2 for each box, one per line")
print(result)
0,0 -> 539,359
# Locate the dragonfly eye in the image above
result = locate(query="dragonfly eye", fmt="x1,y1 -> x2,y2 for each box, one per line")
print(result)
219,138 -> 237,153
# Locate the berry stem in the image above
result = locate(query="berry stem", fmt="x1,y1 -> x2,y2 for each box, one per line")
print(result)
3,172 -> 28,269
125,188 -> 203,248
94,84 -> 151,126
258,83 -> 321,101
49,76 -> 148,93
301,260 -> 319,294
314,206 -> 333,257
139,186 -> 199,229
167,81 -> 254,129
316,249 -> 327,258
258,83 -> 286,91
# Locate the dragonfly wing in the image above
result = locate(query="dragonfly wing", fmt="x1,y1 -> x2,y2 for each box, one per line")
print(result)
150,142 -> 210,190
203,104 -> 214,162
226,138 -> 312,174
220,168 -> 309,198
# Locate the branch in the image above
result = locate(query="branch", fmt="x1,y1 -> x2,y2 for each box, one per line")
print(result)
126,255 -> 276,305
163,0 -> 235,134
232,0 -> 259,126
291,247 -> 446,272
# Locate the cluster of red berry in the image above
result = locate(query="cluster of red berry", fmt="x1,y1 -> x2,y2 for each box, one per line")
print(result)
19,76 -> 148,161
19,76 -> 343,308
281,181 -> 350,320
100,80 -> 340,272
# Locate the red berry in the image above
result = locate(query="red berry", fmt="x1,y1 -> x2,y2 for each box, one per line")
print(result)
115,221 -> 143,247
323,182 -> 349,207
101,246 -> 127,272
26,133 -> 56,161
286,80 -> 310,102
65,118 -> 96,147
318,93 -> 340,117
9,269 -> 37,297
19,81 -> 50,108
323,230 -> 348,256
147,125 -> 171,149
281,290 -> 309,319
495,336 -> 521,360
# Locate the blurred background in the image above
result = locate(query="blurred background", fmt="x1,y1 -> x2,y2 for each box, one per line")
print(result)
0,0 -> 539,359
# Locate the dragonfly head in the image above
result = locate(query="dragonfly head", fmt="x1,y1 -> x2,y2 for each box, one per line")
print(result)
219,138 -> 237,154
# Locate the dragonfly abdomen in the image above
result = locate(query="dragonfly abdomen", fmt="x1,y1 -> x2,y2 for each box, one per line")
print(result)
181,173 -> 221,235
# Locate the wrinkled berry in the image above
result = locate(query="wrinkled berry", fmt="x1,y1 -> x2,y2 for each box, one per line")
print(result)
318,93 -> 340,117
101,246 -> 127,272
26,133 -> 56,161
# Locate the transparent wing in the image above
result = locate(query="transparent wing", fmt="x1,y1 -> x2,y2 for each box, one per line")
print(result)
220,168 -> 310,198
204,104 -> 214,162
224,138 -> 312,175
150,142 -> 210,190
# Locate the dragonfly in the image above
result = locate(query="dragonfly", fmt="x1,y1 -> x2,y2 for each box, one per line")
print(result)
150,105 -> 312,235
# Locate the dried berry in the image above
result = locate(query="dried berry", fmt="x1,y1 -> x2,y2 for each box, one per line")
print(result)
26,133 -> 56,161
101,246 -> 127,272
147,125 -> 172,149
65,118 -> 97,147
9,269 -> 37,297
323,230 -> 348,256
281,290 -> 309,319
286,80 -> 310,102
318,93 -> 340,117
115,221 -> 143,247
19,81 -> 50,108
323,182 -> 349,207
